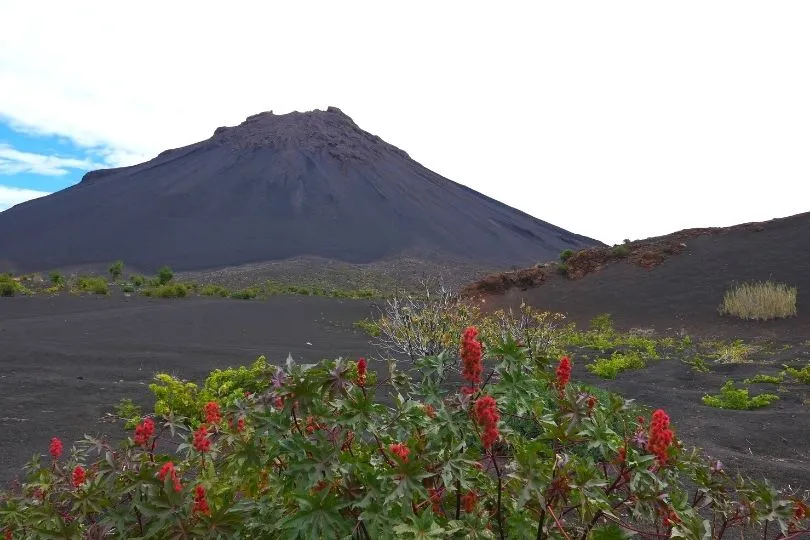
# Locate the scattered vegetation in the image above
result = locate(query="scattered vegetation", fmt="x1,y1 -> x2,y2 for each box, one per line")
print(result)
157,265 -> 175,285
556,263 -> 569,276
353,317 -> 382,337
73,276 -> 109,295
200,284 -> 229,297
743,373 -> 785,385
230,288 -> 259,300
785,364 -> 810,384
702,381 -> 780,410
586,350 -> 646,379
683,355 -> 711,373
141,283 -> 193,298
559,248 -> 574,262
108,260 -> 124,281
709,339 -> 757,364
720,281 -> 798,321
611,244 -> 631,258
130,274 -> 146,287
48,271 -> 65,288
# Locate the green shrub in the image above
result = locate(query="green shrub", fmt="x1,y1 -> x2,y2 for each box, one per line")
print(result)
556,263 -> 569,276
0,281 -> 16,297
743,373 -> 785,385
559,249 -> 574,262
121,283 -> 135,293
130,274 -> 146,287
200,284 -> 229,297
611,244 -> 630,258
354,317 -> 382,337
720,281 -> 797,320
149,356 -> 271,419
48,271 -> 65,287
142,283 -> 190,298
684,355 -> 711,373
586,350 -> 646,379
702,381 -> 779,410
75,276 -> 109,295
230,288 -> 259,300
785,364 -> 810,384
157,266 -> 174,285
108,260 -> 124,281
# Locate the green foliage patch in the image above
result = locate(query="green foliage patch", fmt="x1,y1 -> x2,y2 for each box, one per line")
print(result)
702,381 -> 779,410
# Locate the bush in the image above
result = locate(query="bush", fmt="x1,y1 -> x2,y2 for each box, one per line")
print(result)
230,288 -> 259,300
0,281 -> 16,297
556,263 -> 569,276
142,283 -> 190,298
785,364 -> 810,384
559,249 -> 574,262
2,330 -> 807,538
130,274 -> 146,287
75,276 -> 109,295
48,271 -> 65,287
720,281 -> 797,320
702,380 -> 779,410
121,283 -> 136,293
586,350 -> 646,379
109,260 -> 124,281
354,317 -> 382,337
743,373 -> 785,385
200,284 -> 229,297
611,244 -> 631,258
157,266 -> 174,285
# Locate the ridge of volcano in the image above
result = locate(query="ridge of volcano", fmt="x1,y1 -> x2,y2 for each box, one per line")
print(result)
0,107 -> 601,273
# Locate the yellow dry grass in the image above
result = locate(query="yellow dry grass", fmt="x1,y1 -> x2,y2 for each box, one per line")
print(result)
719,281 -> 797,321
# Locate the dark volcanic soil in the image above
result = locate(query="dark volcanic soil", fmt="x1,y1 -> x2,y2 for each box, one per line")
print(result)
1,294 -> 809,493
0,295 -> 374,484
0,107 -> 599,275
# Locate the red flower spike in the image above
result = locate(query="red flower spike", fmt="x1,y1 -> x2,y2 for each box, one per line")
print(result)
461,491 -> 478,513
474,395 -> 500,449
49,437 -> 63,459
555,356 -> 571,393
72,465 -> 86,488
423,403 -> 436,418
158,461 -> 183,492
357,358 -> 367,387
3,529 -> 11,540
133,418 -> 155,447
428,487 -> 443,515
193,484 -> 211,516
460,326 -> 483,388
193,424 -> 211,453
648,409 -> 674,466
389,442 -> 410,463
204,402 -> 221,425
237,417 -> 246,432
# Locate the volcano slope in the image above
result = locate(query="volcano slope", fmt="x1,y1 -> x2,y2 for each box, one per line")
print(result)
465,211 -> 810,491
0,107 -> 599,275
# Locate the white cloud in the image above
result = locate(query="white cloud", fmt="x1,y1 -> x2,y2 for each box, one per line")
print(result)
0,1 -> 809,243
0,144 -> 103,176
0,184 -> 50,211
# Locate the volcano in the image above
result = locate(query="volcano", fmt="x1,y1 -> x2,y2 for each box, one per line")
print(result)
0,107 -> 600,273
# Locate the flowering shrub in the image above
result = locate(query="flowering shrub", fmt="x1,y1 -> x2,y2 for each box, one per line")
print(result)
1,329 -> 808,539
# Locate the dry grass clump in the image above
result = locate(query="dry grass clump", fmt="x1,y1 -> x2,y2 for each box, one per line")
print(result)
719,281 -> 797,321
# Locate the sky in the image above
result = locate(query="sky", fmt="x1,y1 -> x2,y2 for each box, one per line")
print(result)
1,1 -> 808,245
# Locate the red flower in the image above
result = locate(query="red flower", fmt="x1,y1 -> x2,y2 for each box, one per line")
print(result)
3,528 -> 11,540
72,465 -> 86,488
273,396 -> 284,409
357,357 -> 367,387
305,416 -> 321,434
794,500 -> 808,522
204,402 -> 221,425
461,491 -> 478,513
648,409 -> 674,466
460,326 -> 483,388
133,418 -> 155,446
237,417 -> 246,432
428,487 -> 444,515
423,403 -> 436,418
193,484 -> 211,516
158,461 -> 183,492
193,424 -> 211,453
587,395 -> 597,410
49,437 -> 63,459
389,442 -> 410,463
474,395 -> 500,449
555,356 -> 571,392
